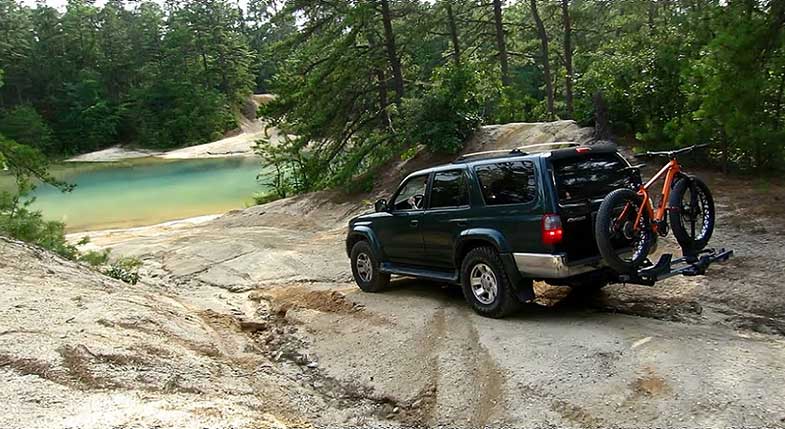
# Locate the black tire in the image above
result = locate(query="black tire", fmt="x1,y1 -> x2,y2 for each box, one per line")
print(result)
669,176 -> 715,253
350,241 -> 390,292
595,188 -> 656,274
460,246 -> 522,318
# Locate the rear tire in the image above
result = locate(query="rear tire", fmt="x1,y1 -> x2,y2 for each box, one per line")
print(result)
669,176 -> 715,253
460,247 -> 522,318
595,188 -> 656,274
350,241 -> 390,292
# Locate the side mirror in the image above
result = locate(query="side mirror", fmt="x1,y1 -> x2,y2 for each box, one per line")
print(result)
374,198 -> 388,212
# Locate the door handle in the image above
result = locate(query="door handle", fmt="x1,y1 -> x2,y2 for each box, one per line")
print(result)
410,219 -> 419,227
457,221 -> 468,227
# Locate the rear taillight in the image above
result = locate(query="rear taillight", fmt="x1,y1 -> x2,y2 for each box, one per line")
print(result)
542,214 -> 563,245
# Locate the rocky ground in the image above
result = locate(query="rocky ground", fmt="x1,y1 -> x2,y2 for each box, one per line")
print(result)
3,121 -> 785,428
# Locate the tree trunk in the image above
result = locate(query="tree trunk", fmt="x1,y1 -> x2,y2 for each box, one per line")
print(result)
445,1 -> 461,65
593,91 -> 612,141
720,128 -> 730,173
367,32 -> 391,129
492,0 -> 510,86
380,0 -> 404,104
530,0 -> 554,119
648,1 -> 657,31
561,0 -> 574,119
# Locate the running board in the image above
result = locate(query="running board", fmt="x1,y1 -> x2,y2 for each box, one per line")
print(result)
379,262 -> 459,284
617,248 -> 734,286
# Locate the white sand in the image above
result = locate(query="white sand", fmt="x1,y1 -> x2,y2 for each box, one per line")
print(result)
66,94 -> 284,163
68,214 -> 222,249
66,147 -> 164,162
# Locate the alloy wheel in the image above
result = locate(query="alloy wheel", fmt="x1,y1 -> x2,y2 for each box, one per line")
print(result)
470,263 -> 498,305
356,252 -> 373,282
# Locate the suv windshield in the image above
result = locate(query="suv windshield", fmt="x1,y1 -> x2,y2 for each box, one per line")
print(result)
552,153 -> 631,203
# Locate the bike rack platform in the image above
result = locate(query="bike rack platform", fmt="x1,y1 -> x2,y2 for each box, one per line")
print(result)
617,248 -> 734,286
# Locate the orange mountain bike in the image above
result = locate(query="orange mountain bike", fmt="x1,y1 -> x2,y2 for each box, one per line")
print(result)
595,144 -> 715,273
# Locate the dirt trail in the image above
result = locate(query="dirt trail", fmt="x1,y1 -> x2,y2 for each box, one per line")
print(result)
5,121 -> 785,427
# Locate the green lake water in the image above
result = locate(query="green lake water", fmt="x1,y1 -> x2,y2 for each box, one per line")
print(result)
0,157 -> 267,232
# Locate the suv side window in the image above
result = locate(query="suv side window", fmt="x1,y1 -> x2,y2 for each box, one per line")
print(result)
429,170 -> 469,209
392,175 -> 428,211
474,161 -> 536,206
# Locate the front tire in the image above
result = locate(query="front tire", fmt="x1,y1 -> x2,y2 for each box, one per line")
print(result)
669,176 -> 715,254
460,247 -> 522,318
350,241 -> 390,292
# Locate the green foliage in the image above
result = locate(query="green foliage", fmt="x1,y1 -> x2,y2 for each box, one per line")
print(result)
246,0 -> 296,92
253,136 -> 302,196
68,241 -> 143,284
0,0 -> 256,153
102,256 -> 142,285
55,76 -> 121,153
252,191 -> 282,205
0,131 -> 75,259
0,187 -> 77,260
0,105 -> 55,153
130,82 -> 236,148
666,1 -> 785,170
0,135 -> 70,191
76,244 -> 142,285
399,61 -> 492,154
78,248 -> 111,267
259,1 -> 511,191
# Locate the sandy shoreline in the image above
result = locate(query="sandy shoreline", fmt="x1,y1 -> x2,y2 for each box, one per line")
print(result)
68,214 -> 222,249
66,94 -> 281,163
65,130 -> 269,162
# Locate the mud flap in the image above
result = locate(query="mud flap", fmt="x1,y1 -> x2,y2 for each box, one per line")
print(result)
617,248 -> 733,286
500,253 -> 536,302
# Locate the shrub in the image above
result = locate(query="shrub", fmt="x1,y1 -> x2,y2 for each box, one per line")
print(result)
78,248 -> 111,267
252,191 -> 282,205
400,61 -> 493,154
0,105 -> 55,154
103,257 -> 142,285
0,191 -> 78,260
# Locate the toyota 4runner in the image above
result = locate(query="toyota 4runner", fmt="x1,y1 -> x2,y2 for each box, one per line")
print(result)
346,142 -> 637,318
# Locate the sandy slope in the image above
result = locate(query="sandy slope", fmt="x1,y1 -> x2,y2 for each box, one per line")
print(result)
66,94 -> 282,162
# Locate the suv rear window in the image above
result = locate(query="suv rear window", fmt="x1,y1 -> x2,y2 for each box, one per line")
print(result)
552,153 -> 631,203
474,161 -> 536,206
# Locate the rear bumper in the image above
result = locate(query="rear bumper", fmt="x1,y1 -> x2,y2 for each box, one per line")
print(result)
513,253 -> 605,278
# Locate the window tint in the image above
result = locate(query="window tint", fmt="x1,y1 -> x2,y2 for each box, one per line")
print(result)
430,170 -> 469,208
392,175 -> 428,211
474,161 -> 536,206
553,154 -> 631,202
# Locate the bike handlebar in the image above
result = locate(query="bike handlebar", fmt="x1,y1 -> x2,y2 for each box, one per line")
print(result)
633,143 -> 710,159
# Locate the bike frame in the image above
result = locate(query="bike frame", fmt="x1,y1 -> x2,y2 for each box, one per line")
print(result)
617,159 -> 681,234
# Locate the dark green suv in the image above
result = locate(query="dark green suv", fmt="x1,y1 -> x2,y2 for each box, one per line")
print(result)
346,142 -> 635,318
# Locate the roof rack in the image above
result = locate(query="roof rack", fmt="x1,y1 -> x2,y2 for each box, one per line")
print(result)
455,142 -> 581,162
515,142 -> 580,151
455,148 -> 522,162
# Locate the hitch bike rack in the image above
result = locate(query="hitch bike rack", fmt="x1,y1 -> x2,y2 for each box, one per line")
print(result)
617,248 -> 734,286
